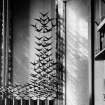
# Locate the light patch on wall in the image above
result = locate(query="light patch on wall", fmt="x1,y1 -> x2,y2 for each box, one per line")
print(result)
78,19 -> 88,39
67,9 -> 77,35
66,1 -> 89,105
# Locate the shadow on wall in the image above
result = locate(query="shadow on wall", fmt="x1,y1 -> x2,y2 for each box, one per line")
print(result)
13,0 -> 31,84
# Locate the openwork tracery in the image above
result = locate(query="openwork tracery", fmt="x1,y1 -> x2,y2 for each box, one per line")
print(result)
0,0 -> 66,104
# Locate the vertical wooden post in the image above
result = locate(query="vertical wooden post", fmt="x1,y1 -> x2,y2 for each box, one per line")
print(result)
37,99 -> 39,105
63,1 -> 67,105
13,97 -> 14,105
91,0 -> 95,105
29,98 -> 30,105
21,98 -> 22,105
5,98 -> 6,105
